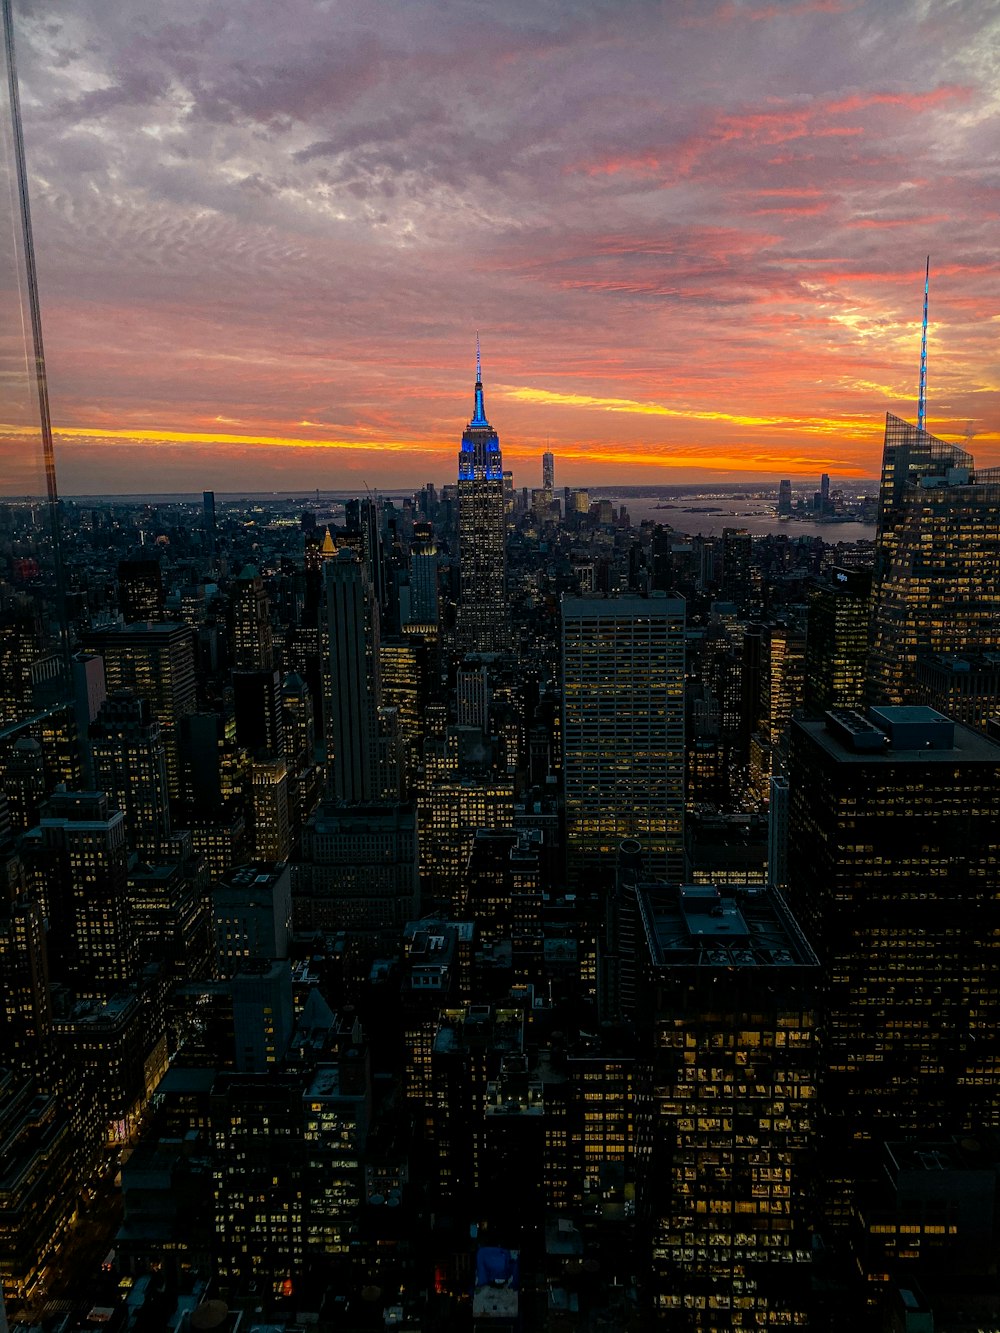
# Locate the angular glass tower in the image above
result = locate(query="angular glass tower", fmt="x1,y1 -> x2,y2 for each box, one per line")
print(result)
869,412 -> 1000,703
456,345 -> 508,653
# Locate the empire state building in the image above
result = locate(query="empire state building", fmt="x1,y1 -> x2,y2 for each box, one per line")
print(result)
457,344 -> 508,653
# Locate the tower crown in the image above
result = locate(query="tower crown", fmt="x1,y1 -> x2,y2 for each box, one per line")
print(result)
470,334 -> 490,428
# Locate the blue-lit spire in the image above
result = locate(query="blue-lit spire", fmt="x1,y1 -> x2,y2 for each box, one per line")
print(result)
471,332 -> 489,427
917,256 -> 929,432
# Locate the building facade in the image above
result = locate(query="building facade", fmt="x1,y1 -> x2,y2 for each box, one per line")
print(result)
562,595 -> 686,888
457,352 -> 508,653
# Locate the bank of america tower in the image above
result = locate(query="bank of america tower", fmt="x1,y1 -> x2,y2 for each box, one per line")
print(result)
456,342 -> 508,652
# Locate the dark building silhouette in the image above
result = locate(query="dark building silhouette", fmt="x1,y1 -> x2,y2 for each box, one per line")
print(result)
804,566 -> 871,715
638,881 -> 819,1326
117,556 -> 164,624
787,707 -> 1000,1228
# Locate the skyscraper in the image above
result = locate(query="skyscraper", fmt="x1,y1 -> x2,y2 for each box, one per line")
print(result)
90,692 -> 171,854
639,881 -> 818,1325
457,344 -> 508,653
542,450 -> 554,490
117,556 -> 164,625
803,566 -> 871,715
787,706 -> 1000,1224
84,622 -> 197,801
562,594 -> 686,887
323,549 -> 380,803
869,414 -> 1000,703
230,563 -> 274,671
32,791 -> 137,1000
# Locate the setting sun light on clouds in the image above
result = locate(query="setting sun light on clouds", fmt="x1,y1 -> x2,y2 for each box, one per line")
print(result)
4,0 -> 998,493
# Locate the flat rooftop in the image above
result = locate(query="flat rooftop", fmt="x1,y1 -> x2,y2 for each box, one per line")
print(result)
640,884 -> 818,970
795,709 -> 1000,765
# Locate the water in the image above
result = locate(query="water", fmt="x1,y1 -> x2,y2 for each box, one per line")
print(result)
613,497 -> 875,543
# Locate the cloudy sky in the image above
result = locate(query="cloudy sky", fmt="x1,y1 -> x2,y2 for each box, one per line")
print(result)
6,0 -> 1000,493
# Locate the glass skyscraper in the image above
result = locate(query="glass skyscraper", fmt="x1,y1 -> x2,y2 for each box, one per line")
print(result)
869,412 -> 1000,703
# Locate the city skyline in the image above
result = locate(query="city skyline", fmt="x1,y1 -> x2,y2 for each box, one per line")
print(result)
5,0 -> 1000,494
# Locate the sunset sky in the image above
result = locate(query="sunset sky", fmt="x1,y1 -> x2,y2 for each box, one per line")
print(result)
8,0 -> 1000,494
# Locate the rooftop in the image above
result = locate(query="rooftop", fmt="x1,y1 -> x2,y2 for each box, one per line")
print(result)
640,884 -> 818,970
797,708 -> 1000,765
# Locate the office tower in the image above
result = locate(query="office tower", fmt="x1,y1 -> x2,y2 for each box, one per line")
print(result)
32,791 -> 137,999
562,595 -> 685,887
211,1072 -> 305,1294
232,667 -> 284,758
281,671 -> 315,770
378,636 -> 428,787
761,620 -> 805,748
638,882 -> 819,1325
416,770 -> 514,912
294,801 -> 419,930
2,738 -> 46,836
281,671 -> 320,824
787,707 -> 1000,1225
0,890 -> 51,1081
457,661 -> 490,731
302,1046 -> 371,1265
684,811 -> 768,888
721,527 -> 753,608
407,533 -> 440,627
803,567 -> 871,715
85,622 -> 197,800
213,863 -> 292,978
777,478 -> 792,516
869,414 -> 1000,703
463,828 -> 542,948
457,346 -> 508,653
177,711 -> 249,878
0,1072 -> 76,1306
72,650 -> 106,786
54,991 -> 168,1155
542,450 -> 555,490
766,774 -> 789,889
230,563 -> 274,670
295,549 -> 418,931
429,999 -> 528,1219
231,958 -> 294,1072
90,692 -> 171,854
359,495 -> 389,615
203,489 -> 217,554
323,549 -> 380,802
248,756 -> 291,863
117,556 -> 164,624
127,858 -> 212,983
0,608 -> 46,726
914,651 -> 1000,732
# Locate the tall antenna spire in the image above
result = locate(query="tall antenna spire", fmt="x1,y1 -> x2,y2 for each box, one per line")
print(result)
917,255 -> 929,432
471,333 -> 488,426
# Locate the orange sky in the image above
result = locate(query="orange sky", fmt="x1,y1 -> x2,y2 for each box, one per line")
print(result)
4,0 -> 999,495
